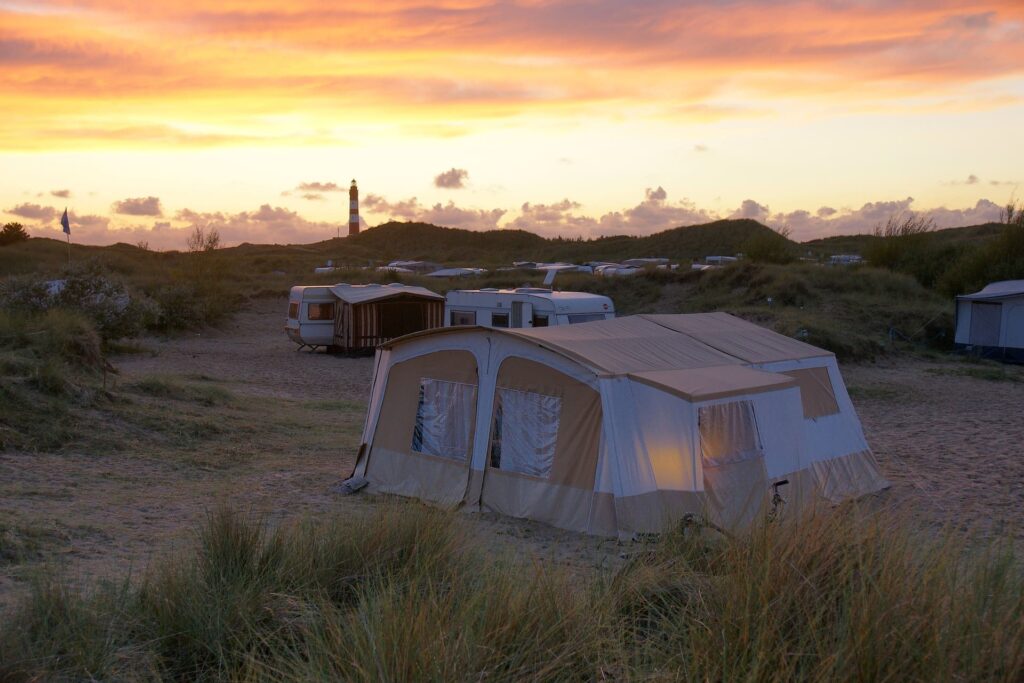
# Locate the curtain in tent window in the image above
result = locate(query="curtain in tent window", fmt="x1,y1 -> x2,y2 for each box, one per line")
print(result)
411,378 -> 476,461
489,387 -> 561,478
698,400 -> 768,529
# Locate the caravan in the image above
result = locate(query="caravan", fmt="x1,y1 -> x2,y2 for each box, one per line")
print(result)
285,285 -> 338,349
444,288 -> 614,329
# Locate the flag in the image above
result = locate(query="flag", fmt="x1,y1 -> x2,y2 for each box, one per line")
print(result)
61,208 -> 70,235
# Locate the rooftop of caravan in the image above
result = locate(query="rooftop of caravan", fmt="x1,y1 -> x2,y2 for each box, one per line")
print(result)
446,287 -> 613,312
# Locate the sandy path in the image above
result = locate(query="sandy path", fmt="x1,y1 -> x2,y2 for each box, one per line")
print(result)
845,361 -> 1024,537
113,297 -> 375,401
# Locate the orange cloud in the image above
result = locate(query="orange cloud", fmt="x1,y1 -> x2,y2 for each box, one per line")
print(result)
0,0 -> 1021,150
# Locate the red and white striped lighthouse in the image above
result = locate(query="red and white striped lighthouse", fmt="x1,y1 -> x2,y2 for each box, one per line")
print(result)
348,179 -> 360,236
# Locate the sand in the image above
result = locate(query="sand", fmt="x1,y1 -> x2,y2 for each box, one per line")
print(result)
2,297 -> 1023,609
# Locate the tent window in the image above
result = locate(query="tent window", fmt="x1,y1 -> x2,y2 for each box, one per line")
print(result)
411,379 -> 476,461
450,310 -> 476,326
782,367 -> 839,419
307,302 -> 335,321
698,400 -> 762,468
489,387 -> 561,479
288,302 -> 299,319
491,312 -> 509,328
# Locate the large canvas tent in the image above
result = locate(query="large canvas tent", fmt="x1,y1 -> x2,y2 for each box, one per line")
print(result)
349,313 -> 888,536
955,280 -> 1024,362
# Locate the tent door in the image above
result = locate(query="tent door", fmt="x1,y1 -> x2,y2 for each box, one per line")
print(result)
970,302 -> 1001,347
698,401 -> 768,530
1005,304 -> 1024,349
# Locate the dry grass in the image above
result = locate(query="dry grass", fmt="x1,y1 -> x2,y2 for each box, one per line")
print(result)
0,503 -> 1021,682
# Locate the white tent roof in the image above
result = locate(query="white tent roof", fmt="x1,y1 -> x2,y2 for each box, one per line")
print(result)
958,280 -> 1024,301
329,283 -> 443,304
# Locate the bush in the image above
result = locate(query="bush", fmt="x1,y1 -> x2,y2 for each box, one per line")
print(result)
0,262 -> 157,341
150,280 -> 241,331
743,226 -> 795,264
0,222 -> 29,246
939,222 -> 1024,296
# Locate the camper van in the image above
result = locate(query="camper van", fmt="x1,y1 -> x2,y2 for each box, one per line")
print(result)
444,288 -> 614,329
285,285 -> 338,348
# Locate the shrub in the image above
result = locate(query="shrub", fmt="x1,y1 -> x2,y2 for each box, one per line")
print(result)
743,226 -> 795,264
0,262 -> 157,341
0,222 -> 29,246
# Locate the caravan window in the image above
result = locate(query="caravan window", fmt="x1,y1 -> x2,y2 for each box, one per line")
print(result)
450,310 -> 476,326
288,302 -> 299,319
411,379 -> 476,461
307,302 -> 335,321
567,313 -> 605,324
491,312 -> 509,328
489,387 -> 561,478
532,314 -> 549,328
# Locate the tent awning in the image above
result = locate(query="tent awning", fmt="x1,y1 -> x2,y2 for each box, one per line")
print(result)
329,284 -> 443,304
626,365 -> 796,402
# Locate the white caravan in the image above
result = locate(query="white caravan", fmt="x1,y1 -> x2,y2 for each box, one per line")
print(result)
444,288 -> 614,329
285,285 -> 338,348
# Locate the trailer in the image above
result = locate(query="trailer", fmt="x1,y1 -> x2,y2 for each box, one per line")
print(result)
285,285 -> 339,349
444,288 -> 615,329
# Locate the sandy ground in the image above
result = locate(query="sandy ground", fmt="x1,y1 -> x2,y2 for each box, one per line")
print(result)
2,297 -> 1023,609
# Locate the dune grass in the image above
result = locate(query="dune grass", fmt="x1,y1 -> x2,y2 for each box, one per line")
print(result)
1,502 -> 1020,682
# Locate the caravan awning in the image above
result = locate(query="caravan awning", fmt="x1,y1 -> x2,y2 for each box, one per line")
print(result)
957,280 -> 1024,301
329,283 -> 443,304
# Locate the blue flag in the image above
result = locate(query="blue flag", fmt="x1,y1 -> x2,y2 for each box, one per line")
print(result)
61,208 -> 70,235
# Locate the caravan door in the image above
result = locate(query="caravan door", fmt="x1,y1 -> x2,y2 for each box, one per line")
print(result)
511,301 -> 533,328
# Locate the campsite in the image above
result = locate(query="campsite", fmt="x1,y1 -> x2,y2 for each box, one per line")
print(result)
2,216 -> 1024,678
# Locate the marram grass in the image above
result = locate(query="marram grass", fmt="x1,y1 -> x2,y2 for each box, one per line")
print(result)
1,502 -> 1021,682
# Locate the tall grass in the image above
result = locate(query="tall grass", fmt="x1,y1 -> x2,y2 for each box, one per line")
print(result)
2,503 -> 1021,681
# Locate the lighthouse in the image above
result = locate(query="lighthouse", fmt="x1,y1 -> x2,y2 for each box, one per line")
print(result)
348,179 -> 360,236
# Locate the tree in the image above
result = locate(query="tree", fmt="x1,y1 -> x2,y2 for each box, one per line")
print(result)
0,222 -> 29,246
186,224 -> 221,252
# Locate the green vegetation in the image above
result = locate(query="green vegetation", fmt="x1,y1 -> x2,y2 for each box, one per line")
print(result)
0,222 -> 30,246
925,365 -> 1023,383
0,307 -> 360,458
643,262 -> 952,360
1,503 -> 1020,681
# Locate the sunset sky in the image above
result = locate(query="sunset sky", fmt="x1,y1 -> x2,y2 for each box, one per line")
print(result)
1,0 -> 1022,248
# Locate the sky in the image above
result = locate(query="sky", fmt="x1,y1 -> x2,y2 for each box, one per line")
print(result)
1,0 -> 1022,249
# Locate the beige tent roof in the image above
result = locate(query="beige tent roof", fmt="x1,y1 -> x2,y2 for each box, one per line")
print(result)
505,316 -> 742,372
628,365 -> 796,402
505,313 -> 830,371
640,313 -> 830,363
384,313 -> 833,384
329,283 -> 443,304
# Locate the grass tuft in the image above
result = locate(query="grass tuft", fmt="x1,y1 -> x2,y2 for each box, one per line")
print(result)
1,503 -> 1021,682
